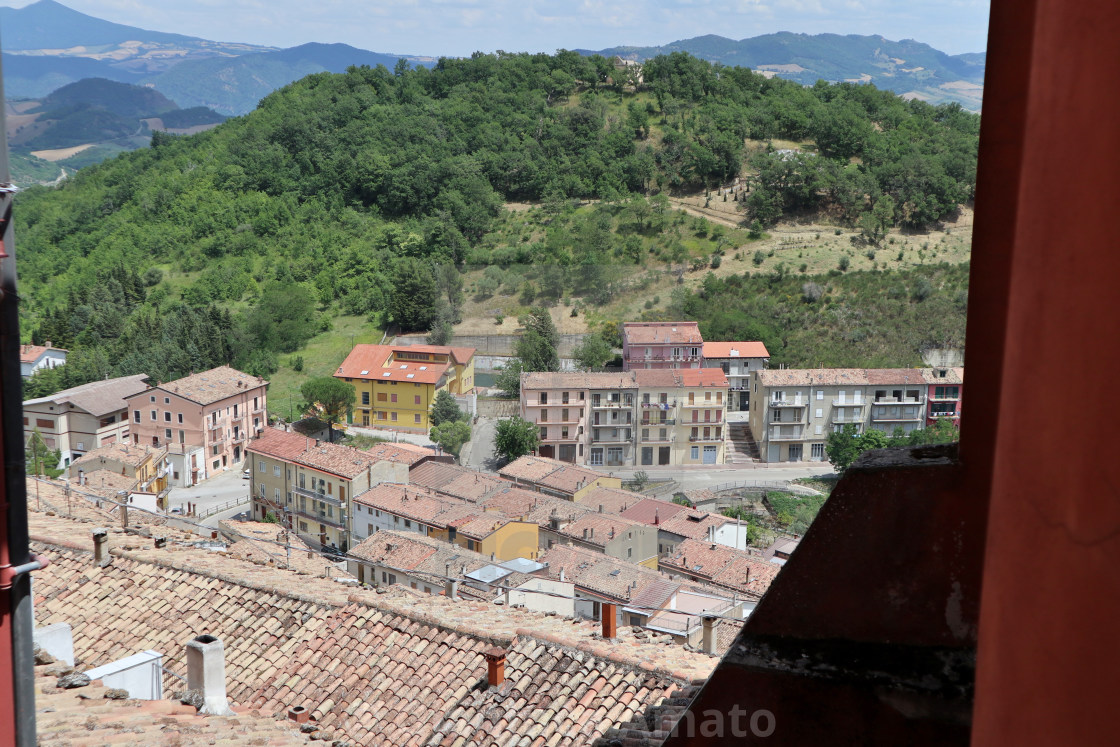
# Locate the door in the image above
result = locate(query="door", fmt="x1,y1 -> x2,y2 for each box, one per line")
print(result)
703,445 -> 717,464
788,444 -> 803,462
641,447 -> 653,466
767,444 -> 780,462
658,447 -> 671,465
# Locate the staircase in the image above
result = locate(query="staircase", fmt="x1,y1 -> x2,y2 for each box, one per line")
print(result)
725,422 -> 760,464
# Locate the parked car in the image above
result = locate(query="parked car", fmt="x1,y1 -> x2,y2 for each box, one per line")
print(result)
242,469 -> 251,479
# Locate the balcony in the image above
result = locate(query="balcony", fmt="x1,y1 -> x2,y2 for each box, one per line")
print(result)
929,411 -> 960,419
689,435 -> 723,442
640,401 -> 676,409
680,400 -> 722,408
770,399 -> 806,408
591,432 -> 632,444
832,400 -> 865,408
208,430 -> 226,444
870,408 -> 924,422
872,397 -> 923,404
542,434 -> 582,443
640,418 -> 677,427
292,485 -> 344,508
292,505 -> 346,529
231,432 -> 247,443
592,419 -> 632,429
928,394 -> 961,402
769,429 -> 806,441
591,399 -> 633,409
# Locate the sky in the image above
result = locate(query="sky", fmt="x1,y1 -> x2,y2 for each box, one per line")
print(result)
0,0 -> 991,56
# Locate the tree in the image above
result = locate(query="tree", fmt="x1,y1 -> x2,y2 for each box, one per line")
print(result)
387,258 -> 438,332
572,332 -> 613,370
433,263 -> 464,324
431,419 -> 471,457
494,417 -> 539,463
825,424 -> 863,471
300,377 -> 356,443
25,430 -> 62,478
430,390 -> 463,427
495,358 -> 524,398
516,307 -> 559,372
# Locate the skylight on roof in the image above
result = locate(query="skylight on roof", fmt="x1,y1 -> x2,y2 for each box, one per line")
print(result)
400,364 -> 408,369
609,569 -> 621,576
382,372 -> 391,377
419,366 -> 427,370
406,374 -> 415,379
360,370 -> 369,375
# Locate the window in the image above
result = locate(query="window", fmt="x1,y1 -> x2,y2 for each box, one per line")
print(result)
627,547 -> 633,558
404,519 -> 411,528
361,392 -> 370,405
368,523 -> 374,535
275,488 -> 281,501
816,390 -> 824,400
134,410 -> 141,423
540,426 -> 548,439
562,426 -> 569,439
177,413 -> 183,424
377,411 -> 387,420
391,393 -> 397,403
467,539 -> 476,551
164,428 -> 172,440
391,412 -> 397,421
259,461 -> 266,472
589,448 -> 604,466
561,408 -> 569,421
414,395 -> 421,405
811,443 -> 825,460
179,430 -> 185,444
414,414 -> 422,424
815,408 -> 823,418
562,392 -> 569,404
164,412 -> 171,422
539,392 -> 548,404
377,392 -> 387,402
151,410 -> 157,421
150,396 -> 156,403
273,465 -> 281,477
691,446 -> 699,459
164,397 -> 170,404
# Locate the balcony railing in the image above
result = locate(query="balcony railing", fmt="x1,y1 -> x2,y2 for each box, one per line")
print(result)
680,400 -> 722,408
640,401 -> 676,409
591,400 -> 633,409
591,433 -> 632,443
872,397 -> 923,404
769,400 -> 806,408
929,411 -> 960,418
689,435 -> 722,442
928,394 -> 961,402
292,485 -> 344,508
768,430 -> 806,441
640,434 -> 674,443
541,434 -> 582,442
640,418 -> 677,426
832,400 -> 865,407
292,505 -> 346,529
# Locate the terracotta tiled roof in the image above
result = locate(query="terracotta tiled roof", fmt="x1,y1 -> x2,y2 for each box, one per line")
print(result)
864,368 -> 928,386
633,367 -> 729,388
662,539 -> 780,598
499,455 -> 605,495
480,487 -> 592,526
578,486 -> 642,514
23,374 -> 149,417
66,470 -> 137,499
409,461 -> 507,502
354,483 -> 467,525
555,513 -> 647,548
148,365 -> 267,405
218,519 -> 343,577
33,661 -> 312,747
593,681 -> 707,746
538,545 -> 671,603
19,343 -> 59,363
657,511 -> 731,542
363,440 -> 433,465
349,531 -> 440,569
921,366 -> 965,385
292,440 -> 379,479
335,343 -> 472,384
619,497 -> 693,526
29,510 -> 717,745
70,442 -> 165,470
520,370 -> 638,390
622,322 -> 703,345
756,368 -> 870,387
247,426 -> 315,462
702,341 -> 770,359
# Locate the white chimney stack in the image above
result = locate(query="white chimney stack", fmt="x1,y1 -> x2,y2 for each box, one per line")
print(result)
186,635 -> 234,715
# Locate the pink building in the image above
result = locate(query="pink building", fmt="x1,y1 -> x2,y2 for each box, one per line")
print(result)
124,366 -> 268,486
621,322 -> 704,371
924,367 -> 964,426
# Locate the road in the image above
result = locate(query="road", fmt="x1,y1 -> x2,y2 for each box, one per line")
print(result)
462,416 -> 500,470
591,463 -> 836,492
166,468 -> 250,519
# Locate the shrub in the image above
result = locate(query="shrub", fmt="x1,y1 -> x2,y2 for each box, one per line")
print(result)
838,256 -> 850,272
752,250 -> 766,266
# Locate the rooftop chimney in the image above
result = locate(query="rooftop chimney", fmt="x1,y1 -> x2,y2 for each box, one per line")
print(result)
582,528 -> 588,539
601,602 -> 618,639
78,469 -> 85,486
186,635 -> 234,715
90,529 -> 108,565
598,504 -> 603,513
288,706 -> 310,724
483,647 -> 507,688
446,579 -> 459,601
558,568 -> 565,582
701,615 -> 718,655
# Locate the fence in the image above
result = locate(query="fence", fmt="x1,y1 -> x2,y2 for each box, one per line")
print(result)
197,497 -> 250,519
708,480 -> 821,496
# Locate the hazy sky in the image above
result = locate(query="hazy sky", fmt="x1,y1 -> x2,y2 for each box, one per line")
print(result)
0,0 -> 991,56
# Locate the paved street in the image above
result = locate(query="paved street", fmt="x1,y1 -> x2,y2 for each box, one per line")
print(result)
590,463 -> 835,492
462,416 -> 500,470
166,467 -> 250,517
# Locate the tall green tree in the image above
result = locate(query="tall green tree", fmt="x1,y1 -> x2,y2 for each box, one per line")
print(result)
430,390 -> 464,427
494,417 -> 540,463
516,307 -> 559,372
388,258 -> 438,332
495,358 -> 524,399
572,332 -> 613,370
431,419 -> 471,457
300,377 -> 356,443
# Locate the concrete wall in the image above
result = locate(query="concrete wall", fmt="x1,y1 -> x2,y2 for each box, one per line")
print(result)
509,578 -> 575,616
396,333 -> 589,358
477,398 -> 519,418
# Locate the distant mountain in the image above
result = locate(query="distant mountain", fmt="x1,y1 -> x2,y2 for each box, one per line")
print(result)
583,32 -> 985,109
147,43 -> 431,116
1,52 -> 143,99
9,78 -> 225,151
0,0 -> 199,50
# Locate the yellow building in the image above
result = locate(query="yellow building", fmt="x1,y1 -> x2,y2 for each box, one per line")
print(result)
454,515 -> 540,561
68,442 -> 170,497
335,344 -> 476,433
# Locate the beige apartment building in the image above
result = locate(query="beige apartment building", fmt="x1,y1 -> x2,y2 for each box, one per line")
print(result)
124,366 -> 268,486
22,374 -> 150,468
747,368 -> 941,463
519,369 -> 728,468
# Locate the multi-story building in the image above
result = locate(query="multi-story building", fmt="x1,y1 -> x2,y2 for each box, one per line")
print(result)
747,367 -> 963,462
334,343 -> 475,433
520,371 -> 729,467
621,322 -> 704,371
924,367 -> 964,425
701,341 -> 770,411
124,366 -> 268,486
19,342 -> 67,378
22,374 -> 150,468
68,442 -> 170,497
246,426 -> 316,523
633,369 -> 728,466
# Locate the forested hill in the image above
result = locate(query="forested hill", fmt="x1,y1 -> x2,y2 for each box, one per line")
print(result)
14,51 -> 978,397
